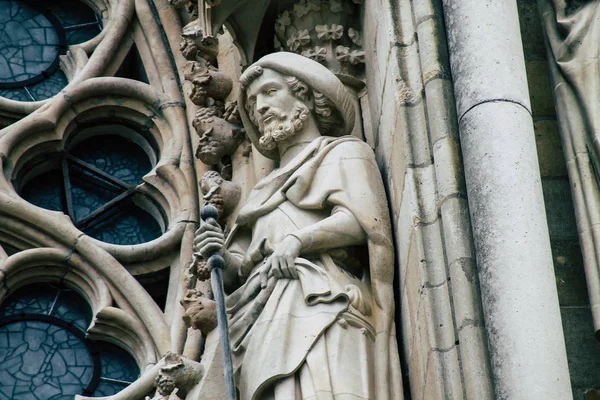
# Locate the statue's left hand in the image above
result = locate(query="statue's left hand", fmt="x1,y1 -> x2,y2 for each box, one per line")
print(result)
259,235 -> 302,288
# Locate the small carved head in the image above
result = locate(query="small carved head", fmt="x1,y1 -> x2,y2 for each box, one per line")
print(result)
194,107 -> 245,165
184,61 -> 232,105
181,289 -> 218,334
151,352 -> 204,399
179,37 -> 198,61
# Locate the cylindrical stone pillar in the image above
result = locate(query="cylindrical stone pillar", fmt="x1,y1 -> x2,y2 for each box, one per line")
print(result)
441,1 -> 572,399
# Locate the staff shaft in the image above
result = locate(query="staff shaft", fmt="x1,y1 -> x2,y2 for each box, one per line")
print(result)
209,258 -> 237,400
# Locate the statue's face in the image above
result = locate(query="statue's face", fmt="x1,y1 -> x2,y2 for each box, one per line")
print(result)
245,69 -> 298,130
245,69 -> 311,150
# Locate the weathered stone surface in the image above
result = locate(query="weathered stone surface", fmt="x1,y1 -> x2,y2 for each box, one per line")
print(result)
363,0 -> 394,129
444,0 -> 532,118
539,0 -> 600,343
459,100 -> 572,398
425,78 -> 459,144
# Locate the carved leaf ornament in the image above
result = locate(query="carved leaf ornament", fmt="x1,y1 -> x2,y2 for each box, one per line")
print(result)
315,24 -> 344,41
273,0 -> 366,80
302,46 -> 328,62
287,29 -> 312,51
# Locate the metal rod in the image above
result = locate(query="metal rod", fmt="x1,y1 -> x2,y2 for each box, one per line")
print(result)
75,187 -> 136,228
66,154 -> 132,190
63,21 -> 101,31
23,86 -> 36,102
62,158 -> 75,220
99,376 -> 134,385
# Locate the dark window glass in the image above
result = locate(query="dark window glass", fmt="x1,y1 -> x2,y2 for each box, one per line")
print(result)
0,320 -> 95,399
20,170 -> 64,212
51,0 -> 102,46
1,284 -> 64,318
92,343 -> 141,395
0,0 -> 61,85
0,284 -> 140,398
20,132 -> 164,245
70,136 -> 152,186
0,0 -> 102,101
84,205 -> 163,246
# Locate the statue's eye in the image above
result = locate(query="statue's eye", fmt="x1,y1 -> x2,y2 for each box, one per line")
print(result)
267,89 -> 278,96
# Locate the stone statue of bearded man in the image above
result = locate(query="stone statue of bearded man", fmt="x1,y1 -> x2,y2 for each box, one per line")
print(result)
195,52 -> 403,400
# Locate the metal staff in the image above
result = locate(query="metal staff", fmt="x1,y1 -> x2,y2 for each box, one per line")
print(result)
201,204 -> 237,400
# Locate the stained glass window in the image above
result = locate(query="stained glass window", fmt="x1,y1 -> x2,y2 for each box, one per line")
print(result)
0,0 -> 102,101
92,343 -> 141,396
0,283 -> 140,398
20,130 -> 164,245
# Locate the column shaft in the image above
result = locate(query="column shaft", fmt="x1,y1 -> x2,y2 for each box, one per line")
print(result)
441,1 -> 572,398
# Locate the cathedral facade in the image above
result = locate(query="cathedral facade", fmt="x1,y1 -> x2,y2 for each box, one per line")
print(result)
0,0 -> 597,399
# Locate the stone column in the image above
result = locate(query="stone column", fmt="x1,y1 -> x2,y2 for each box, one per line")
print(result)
441,1 -> 572,398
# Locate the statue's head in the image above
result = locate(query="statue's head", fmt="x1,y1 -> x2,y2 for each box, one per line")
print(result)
238,52 -> 355,159
193,107 -> 244,165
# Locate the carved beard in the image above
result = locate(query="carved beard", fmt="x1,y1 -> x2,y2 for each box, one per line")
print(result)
258,101 -> 310,151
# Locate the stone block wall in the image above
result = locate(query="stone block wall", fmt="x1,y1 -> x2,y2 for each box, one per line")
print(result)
364,1 -> 492,399
363,1 -> 438,398
517,0 -> 600,397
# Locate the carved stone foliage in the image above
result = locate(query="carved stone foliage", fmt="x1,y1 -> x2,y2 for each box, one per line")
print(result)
274,0 -> 365,82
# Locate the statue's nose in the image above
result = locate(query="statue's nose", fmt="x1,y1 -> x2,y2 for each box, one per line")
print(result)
256,96 -> 269,114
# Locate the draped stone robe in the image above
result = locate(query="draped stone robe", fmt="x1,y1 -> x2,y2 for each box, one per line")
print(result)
224,136 -> 403,400
539,0 -> 600,335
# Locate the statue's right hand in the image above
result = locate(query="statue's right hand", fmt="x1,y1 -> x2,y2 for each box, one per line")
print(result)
193,219 -> 225,259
